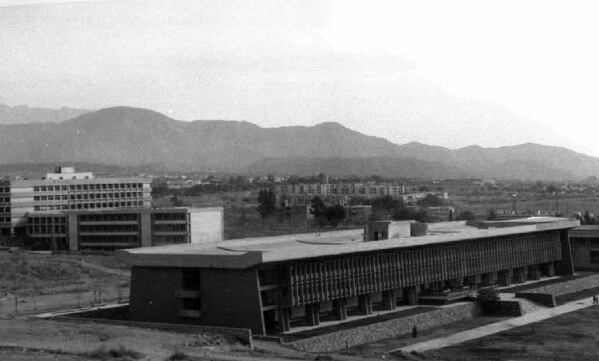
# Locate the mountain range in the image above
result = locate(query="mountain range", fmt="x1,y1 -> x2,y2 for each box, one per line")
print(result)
0,106 -> 596,181
0,104 -> 90,125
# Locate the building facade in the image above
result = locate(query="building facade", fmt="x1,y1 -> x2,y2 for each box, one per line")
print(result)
120,217 -> 578,335
569,225 -> 599,271
26,208 -> 190,250
276,183 -> 446,207
0,167 -> 151,235
0,180 -> 10,236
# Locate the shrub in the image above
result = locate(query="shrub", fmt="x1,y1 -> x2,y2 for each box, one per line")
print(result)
167,351 -> 189,360
85,345 -> 142,360
476,287 -> 501,313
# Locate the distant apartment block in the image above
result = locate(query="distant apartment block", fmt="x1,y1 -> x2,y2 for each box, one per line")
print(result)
276,183 -> 446,205
1,167 -> 225,251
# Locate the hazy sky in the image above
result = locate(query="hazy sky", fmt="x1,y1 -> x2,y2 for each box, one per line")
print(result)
1,0 -> 598,155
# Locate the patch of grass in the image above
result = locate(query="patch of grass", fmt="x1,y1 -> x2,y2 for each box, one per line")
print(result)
84,345 -> 142,360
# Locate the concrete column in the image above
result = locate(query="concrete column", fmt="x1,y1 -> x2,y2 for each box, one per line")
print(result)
513,267 -> 527,284
140,212 -> 152,247
448,277 -> 464,289
279,308 -> 290,332
465,274 -> 481,287
528,265 -> 541,281
382,290 -> 397,310
67,213 -> 78,251
558,230 -> 575,275
305,304 -> 320,326
545,262 -> 556,277
403,286 -> 418,306
333,298 -> 347,320
358,294 -> 373,315
481,272 -> 497,286
498,270 -> 512,286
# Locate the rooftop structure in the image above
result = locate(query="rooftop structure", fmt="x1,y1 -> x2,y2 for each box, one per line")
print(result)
45,166 -> 94,180
119,217 -> 579,335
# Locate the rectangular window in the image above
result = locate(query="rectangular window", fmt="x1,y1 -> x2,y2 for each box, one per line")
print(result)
591,251 -> 599,264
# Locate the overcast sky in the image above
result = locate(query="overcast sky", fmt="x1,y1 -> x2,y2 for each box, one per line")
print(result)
1,0 -> 598,156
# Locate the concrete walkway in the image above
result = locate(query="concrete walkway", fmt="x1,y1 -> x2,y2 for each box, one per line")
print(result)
393,297 -> 595,354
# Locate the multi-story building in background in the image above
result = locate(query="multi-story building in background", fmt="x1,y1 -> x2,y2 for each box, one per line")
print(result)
0,167 -> 224,251
26,208 -> 190,251
7,166 -> 151,235
276,183 -> 446,205
0,180 -> 10,236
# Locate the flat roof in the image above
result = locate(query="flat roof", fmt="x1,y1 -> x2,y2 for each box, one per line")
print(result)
26,207 -> 187,217
10,177 -> 150,187
569,225 -> 599,238
118,217 -> 580,269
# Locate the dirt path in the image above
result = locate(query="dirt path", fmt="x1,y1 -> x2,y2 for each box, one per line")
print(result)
77,259 -> 130,277
0,287 -> 128,318
394,297 -> 594,354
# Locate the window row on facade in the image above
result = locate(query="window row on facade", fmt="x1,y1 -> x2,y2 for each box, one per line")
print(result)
29,216 -> 66,224
80,224 -> 139,233
153,224 -> 187,232
79,213 -> 139,222
34,192 -> 144,201
34,201 -> 144,211
28,225 -> 67,235
33,183 -> 144,192
152,213 -> 187,221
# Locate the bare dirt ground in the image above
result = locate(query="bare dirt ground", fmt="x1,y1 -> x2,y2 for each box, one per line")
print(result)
0,318 -> 247,361
0,251 -> 129,317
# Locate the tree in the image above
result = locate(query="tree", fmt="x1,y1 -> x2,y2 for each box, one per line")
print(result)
372,195 -> 403,212
392,207 -> 428,222
476,287 -> 500,314
257,189 -> 277,219
417,194 -> 442,207
583,210 -> 596,225
325,204 -> 346,227
456,210 -> 477,221
170,195 -> 183,207
310,197 -> 327,227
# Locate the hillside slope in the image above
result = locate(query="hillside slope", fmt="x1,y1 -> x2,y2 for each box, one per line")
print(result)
0,106 -> 596,180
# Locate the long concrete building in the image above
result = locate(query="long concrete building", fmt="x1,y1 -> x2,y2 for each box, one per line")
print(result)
119,217 -> 579,335
26,208 -> 190,250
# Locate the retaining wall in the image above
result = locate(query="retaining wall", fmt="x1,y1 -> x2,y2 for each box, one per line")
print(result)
515,274 -> 599,307
490,300 -> 523,316
286,302 -> 480,352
